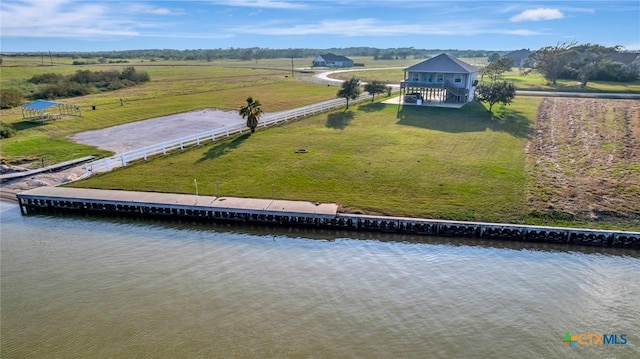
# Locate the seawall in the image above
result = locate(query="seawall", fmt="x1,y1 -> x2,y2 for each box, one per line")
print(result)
17,187 -> 640,248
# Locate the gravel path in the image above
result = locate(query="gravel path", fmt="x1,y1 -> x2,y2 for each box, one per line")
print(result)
71,109 -> 246,153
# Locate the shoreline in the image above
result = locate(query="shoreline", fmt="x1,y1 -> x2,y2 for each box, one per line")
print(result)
15,186 -> 640,248
0,163 -> 86,204
3,162 -> 639,232
1,188 -> 18,203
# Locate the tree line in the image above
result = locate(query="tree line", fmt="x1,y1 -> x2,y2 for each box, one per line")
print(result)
2,47 -> 496,62
527,42 -> 638,86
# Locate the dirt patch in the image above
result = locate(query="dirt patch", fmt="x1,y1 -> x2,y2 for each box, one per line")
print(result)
1,164 -> 87,202
70,109 -> 246,153
526,97 -> 640,221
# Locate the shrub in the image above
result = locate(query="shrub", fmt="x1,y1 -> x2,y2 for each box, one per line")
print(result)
597,63 -> 639,82
72,60 -> 98,65
26,67 -> 150,100
120,66 -> 150,83
0,88 -> 23,109
28,73 -> 65,84
0,122 -> 16,138
34,81 -> 92,99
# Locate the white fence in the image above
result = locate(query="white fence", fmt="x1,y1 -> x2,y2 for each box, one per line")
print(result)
83,93 -> 376,176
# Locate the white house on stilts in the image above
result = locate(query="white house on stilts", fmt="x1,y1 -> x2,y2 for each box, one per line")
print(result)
400,53 -> 479,108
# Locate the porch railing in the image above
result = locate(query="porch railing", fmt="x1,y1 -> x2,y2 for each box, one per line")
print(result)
400,80 -> 446,89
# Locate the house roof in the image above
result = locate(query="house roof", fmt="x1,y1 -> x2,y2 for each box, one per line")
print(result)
22,100 -> 60,111
610,53 -> 640,66
404,53 -> 478,73
318,53 -> 352,62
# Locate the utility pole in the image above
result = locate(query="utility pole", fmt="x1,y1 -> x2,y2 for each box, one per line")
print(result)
291,54 -> 294,79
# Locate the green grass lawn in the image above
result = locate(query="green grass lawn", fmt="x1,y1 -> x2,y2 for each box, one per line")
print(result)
68,97 -> 538,224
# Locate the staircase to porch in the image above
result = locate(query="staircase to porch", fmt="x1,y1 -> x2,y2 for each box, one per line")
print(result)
444,81 -> 469,103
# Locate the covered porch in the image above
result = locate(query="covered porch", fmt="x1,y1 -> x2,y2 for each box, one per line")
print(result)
400,79 -> 471,106
382,95 -> 467,109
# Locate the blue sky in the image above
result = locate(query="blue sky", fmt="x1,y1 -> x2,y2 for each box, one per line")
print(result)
1,0 -> 638,52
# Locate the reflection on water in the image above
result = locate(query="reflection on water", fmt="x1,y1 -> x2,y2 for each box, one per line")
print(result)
1,202 -> 639,358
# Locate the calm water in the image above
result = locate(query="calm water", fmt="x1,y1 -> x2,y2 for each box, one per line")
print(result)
1,202 -> 639,358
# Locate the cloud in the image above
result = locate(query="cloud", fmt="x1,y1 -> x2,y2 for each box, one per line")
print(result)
0,0 -> 185,38
231,18 -> 543,37
510,8 -> 564,22
126,3 -> 186,16
212,0 -> 308,9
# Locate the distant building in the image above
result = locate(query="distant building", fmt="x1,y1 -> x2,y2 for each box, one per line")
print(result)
502,49 -> 532,68
610,52 -> 640,73
312,54 -> 354,68
400,53 -> 479,108
610,52 -> 640,66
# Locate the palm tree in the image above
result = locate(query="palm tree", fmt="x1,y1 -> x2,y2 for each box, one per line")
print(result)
337,77 -> 361,109
239,96 -> 264,133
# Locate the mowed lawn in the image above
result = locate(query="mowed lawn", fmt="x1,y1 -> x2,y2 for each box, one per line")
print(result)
69,97 -> 539,223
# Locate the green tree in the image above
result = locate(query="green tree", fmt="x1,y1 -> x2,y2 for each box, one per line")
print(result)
571,44 -> 621,87
481,58 -> 513,83
530,41 -> 576,85
239,96 -> 264,133
364,80 -> 387,102
475,81 -> 516,112
337,77 -> 361,109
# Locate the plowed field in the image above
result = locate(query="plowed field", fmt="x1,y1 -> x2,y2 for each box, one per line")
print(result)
526,98 -> 640,222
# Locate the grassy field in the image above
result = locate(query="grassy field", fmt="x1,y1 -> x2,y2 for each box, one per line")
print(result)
69,98 -> 536,224
0,57 -> 339,164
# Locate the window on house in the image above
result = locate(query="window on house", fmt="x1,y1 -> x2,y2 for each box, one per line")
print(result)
454,74 -> 462,83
